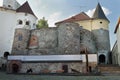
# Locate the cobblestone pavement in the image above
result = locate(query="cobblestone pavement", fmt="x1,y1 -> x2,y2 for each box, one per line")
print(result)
0,72 -> 120,80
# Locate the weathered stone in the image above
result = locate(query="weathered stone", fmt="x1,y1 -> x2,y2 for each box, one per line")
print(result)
11,29 -> 30,55
58,23 -> 80,54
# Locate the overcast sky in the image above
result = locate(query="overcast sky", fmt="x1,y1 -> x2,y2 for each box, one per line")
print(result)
0,0 -> 119,56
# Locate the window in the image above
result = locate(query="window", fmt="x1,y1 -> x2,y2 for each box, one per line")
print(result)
8,5 -> 11,7
18,34 -> 23,41
100,21 -> 103,24
26,21 -> 30,25
18,20 -> 23,25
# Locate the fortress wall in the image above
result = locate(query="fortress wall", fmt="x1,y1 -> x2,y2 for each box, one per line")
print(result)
11,28 -> 30,55
28,28 -> 58,55
58,23 -> 80,54
80,28 -> 97,54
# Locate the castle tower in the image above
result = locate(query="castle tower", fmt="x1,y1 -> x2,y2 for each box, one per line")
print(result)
3,0 -> 20,10
92,3 -> 110,64
11,29 -> 30,55
16,1 -> 37,29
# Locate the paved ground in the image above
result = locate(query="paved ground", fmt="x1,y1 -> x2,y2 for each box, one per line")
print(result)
0,72 -> 120,80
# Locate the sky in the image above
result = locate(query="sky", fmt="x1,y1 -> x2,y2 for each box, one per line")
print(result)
16,0 -> 120,49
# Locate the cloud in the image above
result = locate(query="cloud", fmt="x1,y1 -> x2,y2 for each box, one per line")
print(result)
48,12 -> 62,27
85,6 -> 111,17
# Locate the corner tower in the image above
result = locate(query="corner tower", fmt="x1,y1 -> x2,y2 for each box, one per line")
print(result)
92,3 -> 110,64
3,0 -> 20,10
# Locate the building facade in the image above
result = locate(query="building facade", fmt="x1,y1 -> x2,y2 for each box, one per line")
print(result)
0,0 -> 37,56
7,3 -> 110,73
112,17 -> 120,66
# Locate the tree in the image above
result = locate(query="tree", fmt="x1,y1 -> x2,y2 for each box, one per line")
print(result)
36,17 -> 49,29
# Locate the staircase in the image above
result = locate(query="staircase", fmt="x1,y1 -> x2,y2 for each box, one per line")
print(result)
98,64 -> 120,75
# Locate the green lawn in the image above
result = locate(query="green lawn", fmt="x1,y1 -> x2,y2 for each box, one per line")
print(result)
0,72 -> 120,80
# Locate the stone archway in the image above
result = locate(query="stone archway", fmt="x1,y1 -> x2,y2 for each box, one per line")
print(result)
12,64 -> 19,73
7,60 -> 21,73
99,54 -> 105,64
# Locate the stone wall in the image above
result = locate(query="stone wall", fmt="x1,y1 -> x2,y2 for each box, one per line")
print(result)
80,28 -> 96,54
12,29 -> 30,55
92,29 -> 110,51
28,28 -> 58,55
58,23 -> 80,54
20,62 -> 86,73
11,22 -> 100,55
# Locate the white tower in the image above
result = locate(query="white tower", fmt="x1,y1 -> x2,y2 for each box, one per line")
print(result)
3,0 -> 20,10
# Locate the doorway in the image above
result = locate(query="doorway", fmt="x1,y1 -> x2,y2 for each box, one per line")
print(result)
99,54 -> 105,64
12,64 -> 19,73
62,65 -> 68,73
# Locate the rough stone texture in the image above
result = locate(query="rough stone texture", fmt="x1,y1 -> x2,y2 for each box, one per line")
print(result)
10,22 -> 110,73
58,23 -> 80,54
80,28 -> 96,54
11,29 -> 30,55
28,48 -> 58,55
92,29 -> 110,51
33,28 -> 58,49
20,62 -> 85,73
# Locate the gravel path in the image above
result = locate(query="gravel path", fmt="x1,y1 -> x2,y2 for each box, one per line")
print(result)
0,72 -> 120,80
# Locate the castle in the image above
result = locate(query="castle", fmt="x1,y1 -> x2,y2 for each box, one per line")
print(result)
0,0 -> 37,56
1,0 -> 110,73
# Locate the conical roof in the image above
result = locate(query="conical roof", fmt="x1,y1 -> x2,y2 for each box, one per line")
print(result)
55,12 -> 91,25
92,3 -> 109,22
16,1 -> 36,17
114,17 -> 120,33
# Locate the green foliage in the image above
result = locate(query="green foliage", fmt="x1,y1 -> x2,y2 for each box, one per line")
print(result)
36,17 -> 49,29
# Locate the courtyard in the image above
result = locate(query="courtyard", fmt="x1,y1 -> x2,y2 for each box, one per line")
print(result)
0,71 -> 120,80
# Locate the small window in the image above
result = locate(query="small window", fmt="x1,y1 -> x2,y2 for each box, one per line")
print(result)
100,21 -> 103,24
18,34 -> 23,41
8,5 -> 11,7
26,21 -> 30,25
18,20 -> 23,25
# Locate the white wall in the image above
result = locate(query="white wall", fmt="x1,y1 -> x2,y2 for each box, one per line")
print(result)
3,0 -> 20,10
0,0 -> 3,7
16,13 -> 37,29
0,8 -> 37,57
0,9 -> 16,56
116,24 -> 120,65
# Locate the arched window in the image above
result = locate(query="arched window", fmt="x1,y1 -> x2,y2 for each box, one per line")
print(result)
18,33 -> 23,41
26,21 -> 30,25
18,20 -> 23,25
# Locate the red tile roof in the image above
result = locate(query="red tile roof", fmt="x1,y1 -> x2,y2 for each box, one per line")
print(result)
114,17 -> 120,33
55,12 -> 91,25
16,1 -> 37,18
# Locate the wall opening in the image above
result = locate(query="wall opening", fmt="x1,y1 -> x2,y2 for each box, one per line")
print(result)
62,65 -> 68,73
26,21 -> 30,25
18,20 -> 23,25
99,54 -> 105,64
12,64 -> 19,73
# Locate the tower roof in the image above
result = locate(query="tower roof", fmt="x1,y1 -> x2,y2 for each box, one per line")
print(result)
114,17 -> 120,33
16,1 -> 36,17
55,12 -> 91,25
92,3 -> 109,22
